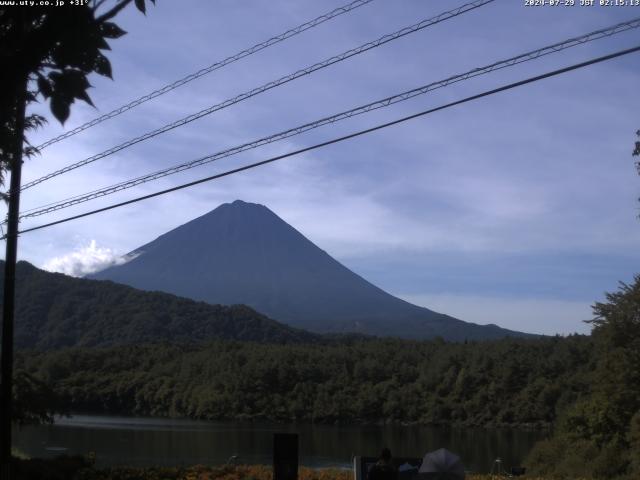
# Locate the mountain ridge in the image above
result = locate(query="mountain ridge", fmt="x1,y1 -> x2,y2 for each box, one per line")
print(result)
91,200 -> 531,340
0,260 -> 318,350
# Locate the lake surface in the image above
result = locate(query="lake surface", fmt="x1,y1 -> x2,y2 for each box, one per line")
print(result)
13,415 -> 545,473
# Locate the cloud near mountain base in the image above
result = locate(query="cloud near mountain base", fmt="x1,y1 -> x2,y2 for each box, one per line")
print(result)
43,240 -> 129,277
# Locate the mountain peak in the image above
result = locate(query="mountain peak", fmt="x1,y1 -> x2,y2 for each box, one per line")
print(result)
91,202 -> 531,340
229,199 -> 257,207
221,199 -> 263,210
196,199 -> 276,224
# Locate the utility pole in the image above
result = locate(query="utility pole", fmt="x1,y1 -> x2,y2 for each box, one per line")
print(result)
0,42 -> 27,480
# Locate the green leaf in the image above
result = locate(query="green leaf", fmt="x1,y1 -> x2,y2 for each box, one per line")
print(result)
49,69 -> 91,106
50,96 -> 71,125
96,36 -> 111,51
76,90 -> 95,108
77,50 -> 101,74
134,0 -> 146,14
100,21 -> 127,39
94,52 -> 112,78
54,69 -> 94,106
36,75 -> 53,98
48,71 -> 62,82
25,91 -> 38,103
24,114 -> 47,131
23,146 -> 40,159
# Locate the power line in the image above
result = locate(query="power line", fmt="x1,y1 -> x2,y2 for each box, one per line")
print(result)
11,44 -> 640,239
21,0 -> 495,192
18,16 -> 640,220
34,0 -> 376,151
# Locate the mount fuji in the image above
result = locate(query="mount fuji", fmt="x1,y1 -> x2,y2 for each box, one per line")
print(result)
90,200 -> 529,340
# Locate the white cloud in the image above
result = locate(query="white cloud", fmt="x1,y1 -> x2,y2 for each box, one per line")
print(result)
42,240 -> 128,277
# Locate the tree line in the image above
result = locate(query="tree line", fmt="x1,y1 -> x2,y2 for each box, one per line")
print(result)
16,334 -> 592,428
14,274 -> 640,478
11,276 -> 640,479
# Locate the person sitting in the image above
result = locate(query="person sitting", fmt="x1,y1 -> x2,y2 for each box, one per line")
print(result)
368,448 -> 398,480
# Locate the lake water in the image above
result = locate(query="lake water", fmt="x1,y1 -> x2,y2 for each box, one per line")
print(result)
13,415 -> 545,473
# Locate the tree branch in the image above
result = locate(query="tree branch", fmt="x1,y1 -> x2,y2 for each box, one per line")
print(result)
92,0 -> 109,11
96,0 -> 135,23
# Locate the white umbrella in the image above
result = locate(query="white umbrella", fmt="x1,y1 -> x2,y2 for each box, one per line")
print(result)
418,448 -> 465,480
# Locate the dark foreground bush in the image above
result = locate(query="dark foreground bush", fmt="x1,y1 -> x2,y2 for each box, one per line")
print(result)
13,455 -> 91,480
10,460 -> 354,480
10,458 -> 561,480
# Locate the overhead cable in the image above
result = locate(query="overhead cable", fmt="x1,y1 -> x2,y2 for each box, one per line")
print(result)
21,0 -> 495,191
10,44 -> 640,239
19,16 -> 640,220
35,0 -> 376,150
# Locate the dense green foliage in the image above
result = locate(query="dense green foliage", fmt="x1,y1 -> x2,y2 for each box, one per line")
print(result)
1,261 -> 317,349
17,335 -> 592,428
526,276 -> 640,479
12,369 -> 66,425
12,455 -> 92,480
7,262 -> 639,479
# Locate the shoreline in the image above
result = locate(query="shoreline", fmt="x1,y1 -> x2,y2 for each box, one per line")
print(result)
53,411 -> 553,432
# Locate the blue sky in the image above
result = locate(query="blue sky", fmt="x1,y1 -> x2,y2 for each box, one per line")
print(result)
5,0 -> 640,335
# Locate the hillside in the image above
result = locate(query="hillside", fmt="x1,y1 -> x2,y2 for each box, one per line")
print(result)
0,261 -> 317,350
91,200 -> 530,340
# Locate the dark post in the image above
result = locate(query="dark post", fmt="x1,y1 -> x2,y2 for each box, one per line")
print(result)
273,433 -> 298,480
0,70 -> 27,479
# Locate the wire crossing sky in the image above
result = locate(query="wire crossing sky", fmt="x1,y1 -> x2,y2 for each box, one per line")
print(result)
34,0 -> 376,151
13,45 -> 640,238
13,1 -> 640,335
17,16 -> 640,220
21,0 -> 495,191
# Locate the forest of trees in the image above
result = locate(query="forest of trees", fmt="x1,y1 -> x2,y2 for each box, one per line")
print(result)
526,276 -> 640,479
16,335 -> 592,428
5,188 -> 640,479
11,274 -> 640,478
